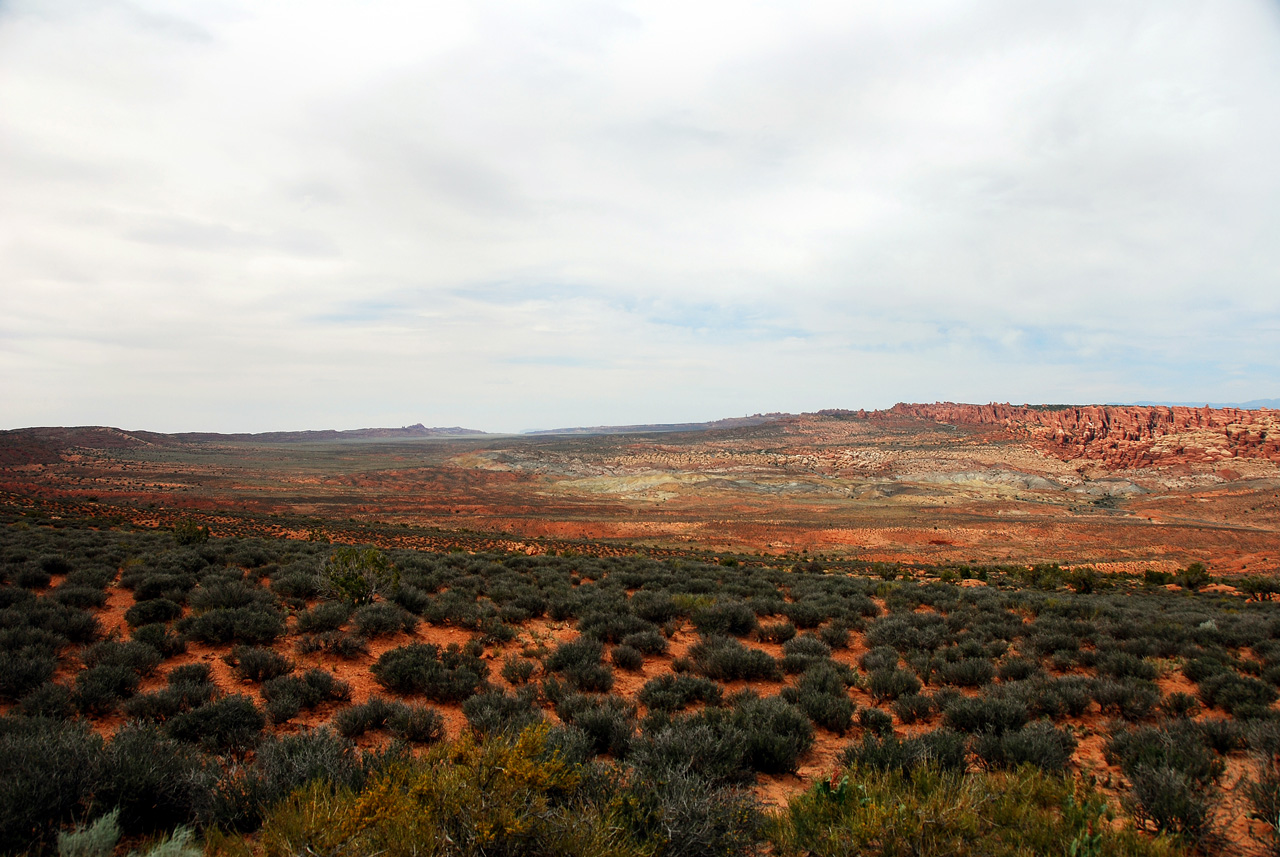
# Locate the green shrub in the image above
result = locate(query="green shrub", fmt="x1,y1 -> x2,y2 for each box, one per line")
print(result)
690,636 -> 782,682
1197,671 -> 1278,715
693,601 -> 758,637
1093,677 -> 1161,720
353,602 -> 418,638
731,692 -> 814,774
0,649 -> 58,701
320,546 -> 398,605
839,728 -> 966,775
57,809 -> 120,857
611,644 -> 645,671
942,695 -> 1029,735
130,623 -> 187,657
124,598 -> 183,627
82,639 -> 162,677
771,764 -> 1180,857
227,645 -> 294,682
97,723 -> 212,834
557,693 -> 635,757
972,721 -> 1077,773
166,694 -> 265,752
19,681 -> 76,719
859,707 -> 893,736
0,718 -> 104,855
181,607 -> 285,645
936,657 -> 995,688
500,655 -> 537,685
462,689 -> 545,737
892,693 -> 935,725
74,664 -> 140,715
868,668 -> 922,702
637,673 -> 724,713
759,621 -> 798,644
294,600 -> 352,634
372,642 -> 490,702
782,663 -> 855,734
1128,764 -> 1217,843
620,628 -> 668,655
860,646 -> 900,673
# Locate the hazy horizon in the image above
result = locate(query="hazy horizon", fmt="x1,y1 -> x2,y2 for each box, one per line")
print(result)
4,2 -> 1279,434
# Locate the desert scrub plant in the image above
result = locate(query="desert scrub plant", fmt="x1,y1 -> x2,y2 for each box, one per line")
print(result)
556,693 -> 636,757
260,669 -> 350,723
166,694 -> 265,752
95,723 -> 213,835
759,620 -> 798,644
781,662 -> 855,734
942,694 -> 1029,735
130,623 -> 187,657
57,809 -> 120,857
611,643 -> 645,671
620,628 -> 668,655
247,725 -> 642,857
372,641 -> 490,702
972,721 -> 1078,773
637,673 -> 724,713
781,634 -> 834,674
692,601 -> 759,637
352,602 -> 419,638
293,600 -> 352,633
730,691 -> 814,774
839,728 -> 966,775
124,597 -> 184,628
333,696 -> 445,744
463,689 -> 545,737
1105,723 -> 1224,843
500,654 -> 537,685
0,717 -> 104,855
319,546 -> 398,605
689,635 -> 782,682
180,606 -> 285,645
225,645 -> 294,682
545,636 -> 615,692
769,763 -> 1185,857
868,667 -> 922,703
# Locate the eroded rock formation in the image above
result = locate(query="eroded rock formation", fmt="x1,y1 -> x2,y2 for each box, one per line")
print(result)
876,403 -> 1280,468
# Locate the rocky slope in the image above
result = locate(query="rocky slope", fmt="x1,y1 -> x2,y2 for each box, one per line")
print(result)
875,403 -> 1280,468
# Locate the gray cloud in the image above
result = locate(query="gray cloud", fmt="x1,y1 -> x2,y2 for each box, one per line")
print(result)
2,0 -> 1278,432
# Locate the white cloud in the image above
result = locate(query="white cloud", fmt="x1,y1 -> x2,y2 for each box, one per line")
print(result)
2,0 -> 1278,431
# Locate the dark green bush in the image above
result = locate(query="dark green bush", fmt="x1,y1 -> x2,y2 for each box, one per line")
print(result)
82,639 -> 162,677
942,695 -> 1029,735
782,663 -> 855,734
1093,677 -> 1161,720
638,673 -> 724,713
124,598 -> 183,627
372,642 -> 490,701
693,601 -> 758,637
129,622 -> 187,657
181,607 -> 285,645
935,657 -> 995,688
353,602 -> 418,638
690,636 -> 782,682
860,646 -> 900,673
611,644 -> 644,671
1198,671 -> 1278,715
859,707 -> 894,736
227,645 -> 294,682
166,694 -> 265,752
18,681 -> 76,719
621,628 -> 668,655
294,600 -> 353,634
731,692 -> 814,774
972,721 -> 1077,773
96,723 -> 212,835
1098,651 -> 1159,682
557,693 -> 635,757
74,664 -> 140,715
839,728 -> 967,775
0,718 -> 103,855
0,649 -> 58,701
462,689 -> 545,737
759,621 -> 798,644
500,655 -> 537,685
891,693 -> 935,725
188,578 -> 274,612
868,668 -> 921,702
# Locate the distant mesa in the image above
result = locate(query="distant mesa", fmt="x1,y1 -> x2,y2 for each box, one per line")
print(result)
523,413 -> 791,436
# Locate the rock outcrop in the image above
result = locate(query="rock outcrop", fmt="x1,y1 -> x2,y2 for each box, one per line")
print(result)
876,403 -> 1280,468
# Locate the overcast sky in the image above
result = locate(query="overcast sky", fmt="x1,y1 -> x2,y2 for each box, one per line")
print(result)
2,1 -> 1278,433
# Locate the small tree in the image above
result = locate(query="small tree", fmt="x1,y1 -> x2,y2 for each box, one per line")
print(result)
320,547 -> 397,605
173,519 -> 210,546
1178,562 -> 1211,591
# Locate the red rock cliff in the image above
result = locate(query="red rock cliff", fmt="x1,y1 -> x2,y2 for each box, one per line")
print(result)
876,403 -> 1280,468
